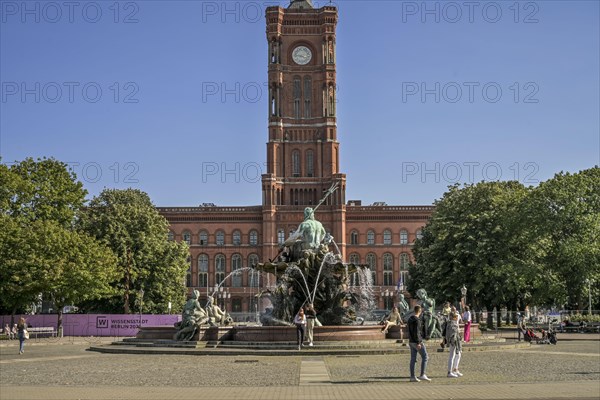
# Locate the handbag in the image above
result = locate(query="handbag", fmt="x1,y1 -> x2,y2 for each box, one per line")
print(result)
24,330 -> 29,340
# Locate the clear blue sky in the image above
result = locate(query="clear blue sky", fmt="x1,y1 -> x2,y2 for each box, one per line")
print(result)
1,0 -> 598,206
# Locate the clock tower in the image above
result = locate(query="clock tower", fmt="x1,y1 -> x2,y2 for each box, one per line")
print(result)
262,1 -> 347,258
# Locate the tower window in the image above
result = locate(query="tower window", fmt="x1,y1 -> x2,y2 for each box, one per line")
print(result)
306,150 -> 314,177
294,76 -> 301,119
292,150 -> 301,177
304,76 -> 312,118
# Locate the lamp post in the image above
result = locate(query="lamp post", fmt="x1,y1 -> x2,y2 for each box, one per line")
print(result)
586,279 -> 592,316
460,284 -> 467,312
138,287 -> 144,328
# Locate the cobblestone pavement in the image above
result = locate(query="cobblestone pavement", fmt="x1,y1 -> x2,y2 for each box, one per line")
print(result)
0,339 -> 598,399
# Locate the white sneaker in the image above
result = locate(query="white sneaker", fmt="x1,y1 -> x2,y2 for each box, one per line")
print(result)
453,370 -> 463,377
410,376 -> 420,382
308,342 -> 313,347
418,375 -> 431,382
297,345 -> 301,350
447,372 -> 458,378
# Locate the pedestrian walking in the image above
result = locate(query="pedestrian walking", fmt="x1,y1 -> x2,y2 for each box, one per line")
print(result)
294,308 -> 306,350
305,303 -> 317,346
462,306 -> 472,342
517,312 -> 526,342
17,317 -> 28,354
446,312 -> 463,378
407,305 -> 431,382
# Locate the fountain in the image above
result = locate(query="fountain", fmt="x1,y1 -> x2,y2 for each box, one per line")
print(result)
254,183 -> 375,327
140,183 -> 386,343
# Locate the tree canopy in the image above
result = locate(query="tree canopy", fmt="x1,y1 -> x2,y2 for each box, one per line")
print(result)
79,188 -> 189,314
410,167 -> 600,315
0,158 -> 118,332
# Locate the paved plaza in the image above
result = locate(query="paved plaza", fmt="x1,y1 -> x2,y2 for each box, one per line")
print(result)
0,335 -> 598,400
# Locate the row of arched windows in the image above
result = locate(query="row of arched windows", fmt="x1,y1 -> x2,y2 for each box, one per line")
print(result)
349,229 -> 423,245
172,230 -> 260,246
291,149 -> 314,177
347,253 -> 411,286
186,254 -> 261,288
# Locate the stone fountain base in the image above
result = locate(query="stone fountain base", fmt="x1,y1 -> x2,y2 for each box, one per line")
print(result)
136,324 -> 388,342
135,323 -> 480,342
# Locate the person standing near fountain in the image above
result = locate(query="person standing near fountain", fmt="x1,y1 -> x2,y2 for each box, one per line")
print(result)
305,303 -> 317,346
408,305 -> 431,382
446,312 -> 463,378
462,306 -> 472,342
294,308 -> 307,350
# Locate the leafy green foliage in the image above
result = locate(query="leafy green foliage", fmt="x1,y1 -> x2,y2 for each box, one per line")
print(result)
0,158 -> 118,331
79,189 -> 189,314
410,167 -> 600,313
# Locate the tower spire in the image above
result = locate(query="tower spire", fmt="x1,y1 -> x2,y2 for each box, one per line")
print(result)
288,0 -> 314,9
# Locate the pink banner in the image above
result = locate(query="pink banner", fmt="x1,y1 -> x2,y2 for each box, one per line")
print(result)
1,314 -> 180,337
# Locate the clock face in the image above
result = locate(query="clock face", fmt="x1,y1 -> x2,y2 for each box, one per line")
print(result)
292,46 -> 312,65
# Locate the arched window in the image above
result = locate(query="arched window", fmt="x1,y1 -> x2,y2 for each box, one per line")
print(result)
215,254 -> 226,286
306,150 -> 314,177
366,253 -> 376,269
249,230 -> 258,246
293,76 -> 301,119
216,231 -> 225,246
182,231 -> 191,245
292,150 -> 301,177
367,230 -> 375,245
232,297 -> 243,312
383,253 -> 393,286
383,230 -> 392,245
249,296 -> 258,314
400,253 -> 410,270
366,253 -> 376,285
199,230 -> 208,246
186,256 -> 192,287
416,229 -> 423,240
304,76 -> 312,118
231,254 -> 242,287
350,230 -> 358,245
400,230 -> 408,245
277,229 -> 285,245
248,254 -> 260,287
198,254 -> 208,289
167,231 -> 174,241
232,230 -> 241,246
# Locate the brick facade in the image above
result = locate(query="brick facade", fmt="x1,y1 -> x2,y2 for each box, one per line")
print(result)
159,2 -> 434,314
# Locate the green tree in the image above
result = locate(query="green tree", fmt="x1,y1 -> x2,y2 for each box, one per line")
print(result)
80,189 -> 189,314
4,157 -> 86,226
38,221 -> 119,335
0,158 -> 119,332
521,167 -> 600,310
411,181 -> 531,326
0,215 -> 45,317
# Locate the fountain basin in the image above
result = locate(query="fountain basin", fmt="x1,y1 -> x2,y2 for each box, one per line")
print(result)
136,323 -> 478,342
137,325 -> 387,341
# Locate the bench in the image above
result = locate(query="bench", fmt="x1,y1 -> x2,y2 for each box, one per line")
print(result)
553,323 -> 600,334
581,324 -> 600,333
27,327 -> 57,338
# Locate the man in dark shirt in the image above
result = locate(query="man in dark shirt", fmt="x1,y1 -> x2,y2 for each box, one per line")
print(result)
305,303 -> 317,346
407,305 -> 431,382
